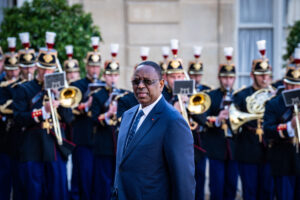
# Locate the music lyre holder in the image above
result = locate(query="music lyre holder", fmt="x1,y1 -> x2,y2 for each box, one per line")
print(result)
282,88 -> 300,152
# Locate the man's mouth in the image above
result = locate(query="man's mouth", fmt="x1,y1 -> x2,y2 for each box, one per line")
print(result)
137,92 -> 148,98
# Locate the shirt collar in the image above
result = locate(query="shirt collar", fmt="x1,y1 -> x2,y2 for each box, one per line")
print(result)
138,94 -> 162,117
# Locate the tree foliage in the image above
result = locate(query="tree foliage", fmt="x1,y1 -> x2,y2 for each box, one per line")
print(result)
284,20 -> 300,61
0,0 -> 101,74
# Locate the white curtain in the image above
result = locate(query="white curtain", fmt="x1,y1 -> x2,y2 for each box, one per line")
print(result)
238,29 -> 273,87
287,0 -> 300,26
238,0 -> 273,87
240,0 -> 273,23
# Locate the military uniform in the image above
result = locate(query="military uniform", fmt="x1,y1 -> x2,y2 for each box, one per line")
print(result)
264,65 -> 300,200
91,55 -> 122,200
202,53 -> 238,200
64,45 -> 81,84
0,50 -> 20,200
13,48 -> 74,200
70,47 -> 102,200
233,57 -> 274,200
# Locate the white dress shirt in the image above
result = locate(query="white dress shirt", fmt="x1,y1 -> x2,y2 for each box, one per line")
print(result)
135,94 -> 162,131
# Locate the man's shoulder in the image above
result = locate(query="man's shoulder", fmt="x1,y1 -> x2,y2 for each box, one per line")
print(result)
71,77 -> 87,87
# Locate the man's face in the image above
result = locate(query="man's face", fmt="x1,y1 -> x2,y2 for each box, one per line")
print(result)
219,76 -> 235,90
86,65 -> 100,79
189,74 -> 202,85
166,72 -> 185,90
5,69 -> 20,80
66,71 -> 80,82
252,73 -> 271,89
132,65 -> 164,108
37,68 -> 55,82
104,74 -> 119,87
20,66 -> 36,79
284,82 -> 300,90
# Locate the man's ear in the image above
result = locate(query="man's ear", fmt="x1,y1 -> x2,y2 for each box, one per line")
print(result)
159,79 -> 164,91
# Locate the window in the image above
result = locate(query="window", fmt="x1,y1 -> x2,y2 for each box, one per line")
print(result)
236,0 -> 287,87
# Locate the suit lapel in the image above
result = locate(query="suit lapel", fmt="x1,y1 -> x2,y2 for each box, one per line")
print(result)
121,97 -> 166,165
117,107 -> 138,162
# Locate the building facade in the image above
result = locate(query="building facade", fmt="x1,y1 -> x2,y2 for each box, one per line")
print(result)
2,0 -> 299,89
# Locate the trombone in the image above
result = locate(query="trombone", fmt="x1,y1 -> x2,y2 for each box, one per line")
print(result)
44,58 -> 82,145
176,71 -> 211,130
56,58 -> 82,109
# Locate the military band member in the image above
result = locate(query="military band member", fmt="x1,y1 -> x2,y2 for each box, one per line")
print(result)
64,45 -> 80,83
91,48 -> 124,199
0,46 -> 20,200
70,36 -> 102,200
264,53 -> 300,200
159,46 -> 170,80
166,40 -> 207,200
188,46 -> 210,92
204,48 -> 238,200
7,39 -> 37,200
183,46 -> 210,200
233,40 -> 274,200
13,48 -> 73,200
164,39 -> 185,104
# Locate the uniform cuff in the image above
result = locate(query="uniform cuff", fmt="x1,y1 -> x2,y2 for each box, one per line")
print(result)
286,121 -> 295,138
42,106 -> 51,120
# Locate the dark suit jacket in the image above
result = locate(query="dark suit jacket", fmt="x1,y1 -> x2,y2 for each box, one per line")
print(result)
114,96 -> 195,200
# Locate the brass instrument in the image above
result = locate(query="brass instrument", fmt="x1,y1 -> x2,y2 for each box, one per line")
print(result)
184,71 -> 211,115
293,104 -> 300,153
187,92 -> 211,114
229,104 -> 263,133
104,84 -> 127,126
176,71 -> 211,130
229,87 -> 274,141
43,58 -> 82,145
46,90 -> 63,145
56,58 -> 82,108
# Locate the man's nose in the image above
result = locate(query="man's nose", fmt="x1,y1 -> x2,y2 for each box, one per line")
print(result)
137,80 -> 146,88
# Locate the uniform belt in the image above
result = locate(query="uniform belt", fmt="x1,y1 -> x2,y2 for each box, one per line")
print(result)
244,125 -> 257,133
27,122 -> 66,131
270,138 -> 294,146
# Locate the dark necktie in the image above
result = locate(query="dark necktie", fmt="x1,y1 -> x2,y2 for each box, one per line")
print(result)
124,110 -> 144,151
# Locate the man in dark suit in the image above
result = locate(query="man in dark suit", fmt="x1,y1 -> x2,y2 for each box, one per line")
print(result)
264,64 -> 300,200
113,61 -> 195,200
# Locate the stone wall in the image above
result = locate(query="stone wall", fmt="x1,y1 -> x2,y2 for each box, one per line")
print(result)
69,0 -> 235,89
